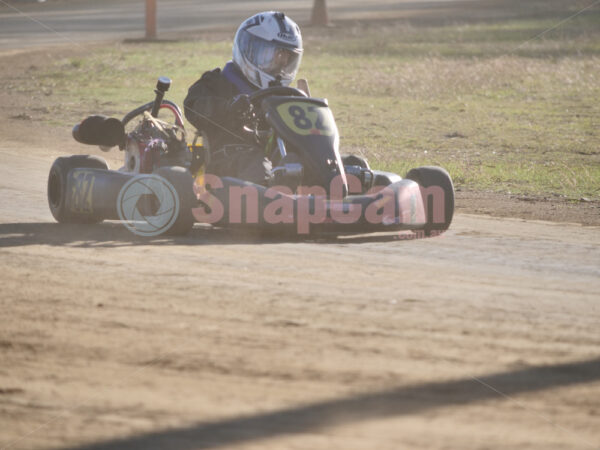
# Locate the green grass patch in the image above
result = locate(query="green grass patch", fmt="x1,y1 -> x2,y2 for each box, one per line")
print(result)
19,3 -> 600,200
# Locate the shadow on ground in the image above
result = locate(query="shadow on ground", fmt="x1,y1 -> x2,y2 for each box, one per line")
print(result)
0,222 -> 420,248
68,357 -> 600,449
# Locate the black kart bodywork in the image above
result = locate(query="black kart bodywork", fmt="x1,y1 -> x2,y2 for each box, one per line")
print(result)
48,77 -> 454,237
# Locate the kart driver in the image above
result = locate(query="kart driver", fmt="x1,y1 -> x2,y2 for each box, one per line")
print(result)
184,11 -> 303,185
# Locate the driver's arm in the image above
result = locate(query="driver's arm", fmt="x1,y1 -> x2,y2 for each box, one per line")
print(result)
184,70 -> 230,136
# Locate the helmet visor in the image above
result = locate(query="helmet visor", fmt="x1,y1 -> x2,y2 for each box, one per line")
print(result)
240,31 -> 302,80
256,44 -> 302,79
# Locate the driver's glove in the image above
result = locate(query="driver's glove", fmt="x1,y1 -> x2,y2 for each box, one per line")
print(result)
226,94 -> 253,127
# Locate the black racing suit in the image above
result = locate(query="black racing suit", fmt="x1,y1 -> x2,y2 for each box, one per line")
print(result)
184,61 -> 272,185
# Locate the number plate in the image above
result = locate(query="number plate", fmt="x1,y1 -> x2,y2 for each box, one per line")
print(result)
276,102 -> 335,137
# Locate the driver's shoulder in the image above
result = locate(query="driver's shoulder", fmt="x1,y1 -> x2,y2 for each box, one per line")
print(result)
201,67 -> 223,81
198,67 -> 238,94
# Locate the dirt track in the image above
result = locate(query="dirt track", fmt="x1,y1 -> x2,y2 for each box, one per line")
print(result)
1,119 -> 600,450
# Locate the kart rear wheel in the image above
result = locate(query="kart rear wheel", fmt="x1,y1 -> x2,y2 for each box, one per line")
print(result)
47,155 -> 108,224
153,166 -> 195,236
405,166 -> 454,236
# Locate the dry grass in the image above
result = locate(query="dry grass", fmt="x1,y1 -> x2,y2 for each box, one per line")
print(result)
6,0 -> 600,199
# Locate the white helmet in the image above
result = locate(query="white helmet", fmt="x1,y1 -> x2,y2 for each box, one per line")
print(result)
233,11 -> 303,89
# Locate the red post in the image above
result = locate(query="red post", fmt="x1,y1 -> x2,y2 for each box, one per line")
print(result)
146,0 -> 157,39
311,0 -> 329,26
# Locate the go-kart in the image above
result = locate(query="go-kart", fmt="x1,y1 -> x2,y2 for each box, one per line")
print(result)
47,76 -> 454,237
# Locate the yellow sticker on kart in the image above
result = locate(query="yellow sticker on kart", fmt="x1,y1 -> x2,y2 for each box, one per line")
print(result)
69,169 -> 95,214
276,102 -> 336,137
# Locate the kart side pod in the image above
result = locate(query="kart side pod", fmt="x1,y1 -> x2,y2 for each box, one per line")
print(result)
193,176 -> 430,234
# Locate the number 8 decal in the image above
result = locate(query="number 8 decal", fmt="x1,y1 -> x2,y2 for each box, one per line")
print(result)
288,105 -> 312,130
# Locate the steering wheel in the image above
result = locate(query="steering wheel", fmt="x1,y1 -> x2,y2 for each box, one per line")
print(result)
248,86 -> 307,108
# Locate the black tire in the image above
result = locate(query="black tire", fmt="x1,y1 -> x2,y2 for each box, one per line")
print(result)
47,155 -> 109,224
342,154 -> 370,169
405,166 -> 454,236
153,166 -> 195,236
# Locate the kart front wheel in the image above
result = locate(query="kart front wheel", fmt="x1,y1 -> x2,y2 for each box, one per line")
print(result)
405,166 -> 454,236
